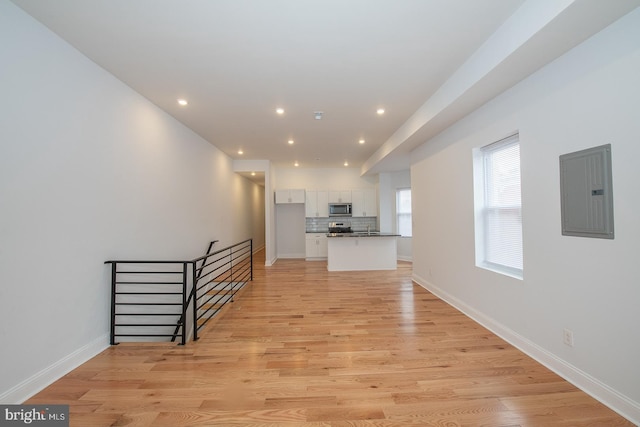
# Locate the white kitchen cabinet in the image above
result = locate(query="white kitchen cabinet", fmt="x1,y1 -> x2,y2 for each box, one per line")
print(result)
327,235 -> 397,271
305,190 -> 329,217
328,190 -> 351,203
351,189 -> 377,217
275,189 -> 305,204
305,233 -> 328,259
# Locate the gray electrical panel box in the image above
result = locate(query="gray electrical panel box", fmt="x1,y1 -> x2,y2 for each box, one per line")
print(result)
559,144 -> 614,239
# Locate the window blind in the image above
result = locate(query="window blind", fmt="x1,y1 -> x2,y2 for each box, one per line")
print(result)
396,188 -> 412,237
481,135 -> 522,273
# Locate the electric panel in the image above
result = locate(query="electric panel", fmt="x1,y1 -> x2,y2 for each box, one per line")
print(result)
559,144 -> 614,239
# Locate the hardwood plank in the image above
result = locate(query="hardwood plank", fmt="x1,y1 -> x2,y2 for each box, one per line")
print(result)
24,250 -> 633,426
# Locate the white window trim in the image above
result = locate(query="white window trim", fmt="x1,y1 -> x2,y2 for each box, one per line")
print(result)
473,133 -> 523,280
396,188 -> 412,238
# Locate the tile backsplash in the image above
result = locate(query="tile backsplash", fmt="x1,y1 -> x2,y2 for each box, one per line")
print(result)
306,217 -> 377,232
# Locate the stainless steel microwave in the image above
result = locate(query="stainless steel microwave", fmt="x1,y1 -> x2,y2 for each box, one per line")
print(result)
329,203 -> 352,217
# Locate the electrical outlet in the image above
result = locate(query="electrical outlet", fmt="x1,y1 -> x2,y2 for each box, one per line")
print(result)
563,328 -> 574,347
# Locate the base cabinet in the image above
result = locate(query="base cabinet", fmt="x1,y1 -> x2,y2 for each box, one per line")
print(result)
327,236 -> 397,271
305,233 -> 328,259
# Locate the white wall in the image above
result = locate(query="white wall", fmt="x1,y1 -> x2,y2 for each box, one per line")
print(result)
275,204 -> 306,258
233,159 -> 269,253
264,162 -> 278,265
231,177 -> 265,252
411,8 -> 640,422
0,1 -> 262,403
379,170 -> 412,261
251,184 -> 266,251
275,167 -> 377,190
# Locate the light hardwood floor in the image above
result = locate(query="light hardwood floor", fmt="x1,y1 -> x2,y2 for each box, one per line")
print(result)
27,250 -> 633,426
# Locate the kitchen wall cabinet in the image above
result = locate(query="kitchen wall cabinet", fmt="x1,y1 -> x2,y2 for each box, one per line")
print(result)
275,189 -> 305,204
328,190 -> 352,203
305,190 -> 329,217
305,233 -> 328,259
351,189 -> 377,217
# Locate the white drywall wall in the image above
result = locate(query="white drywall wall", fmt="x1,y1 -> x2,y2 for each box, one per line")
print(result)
0,1 -> 262,402
411,8 -> 640,422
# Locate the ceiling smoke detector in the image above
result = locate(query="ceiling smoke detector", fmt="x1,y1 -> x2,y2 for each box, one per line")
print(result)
314,111 -> 323,120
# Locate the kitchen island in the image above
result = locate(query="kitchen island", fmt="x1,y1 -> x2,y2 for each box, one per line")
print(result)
327,232 -> 400,271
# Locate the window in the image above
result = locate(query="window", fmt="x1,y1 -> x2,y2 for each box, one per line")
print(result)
396,188 -> 412,237
474,134 -> 523,278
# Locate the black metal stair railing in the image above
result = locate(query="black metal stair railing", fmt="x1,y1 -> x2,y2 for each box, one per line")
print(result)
192,239 -> 253,340
105,238 -> 252,345
170,240 -> 218,342
105,260 -> 191,345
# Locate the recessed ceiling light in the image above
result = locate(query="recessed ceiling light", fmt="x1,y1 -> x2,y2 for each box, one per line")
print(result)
177,99 -> 188,106
294,161 -> 299,167
276,108 -> 285,115
238,149 -> 243,155
251,172 -> 256,176
288,139 -> 294,145
376,108 -> 385,115
359,139 -> 365,144
344,161 -> 349,167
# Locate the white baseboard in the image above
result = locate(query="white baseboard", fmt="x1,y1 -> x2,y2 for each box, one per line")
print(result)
0,334 -> 110,404
276,253 -> 305,259
412,273 -> 640,425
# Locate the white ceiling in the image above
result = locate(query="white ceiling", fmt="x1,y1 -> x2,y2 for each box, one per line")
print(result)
11,0 -> 640,179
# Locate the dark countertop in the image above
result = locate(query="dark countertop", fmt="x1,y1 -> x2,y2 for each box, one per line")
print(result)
326,232 -> 400,238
